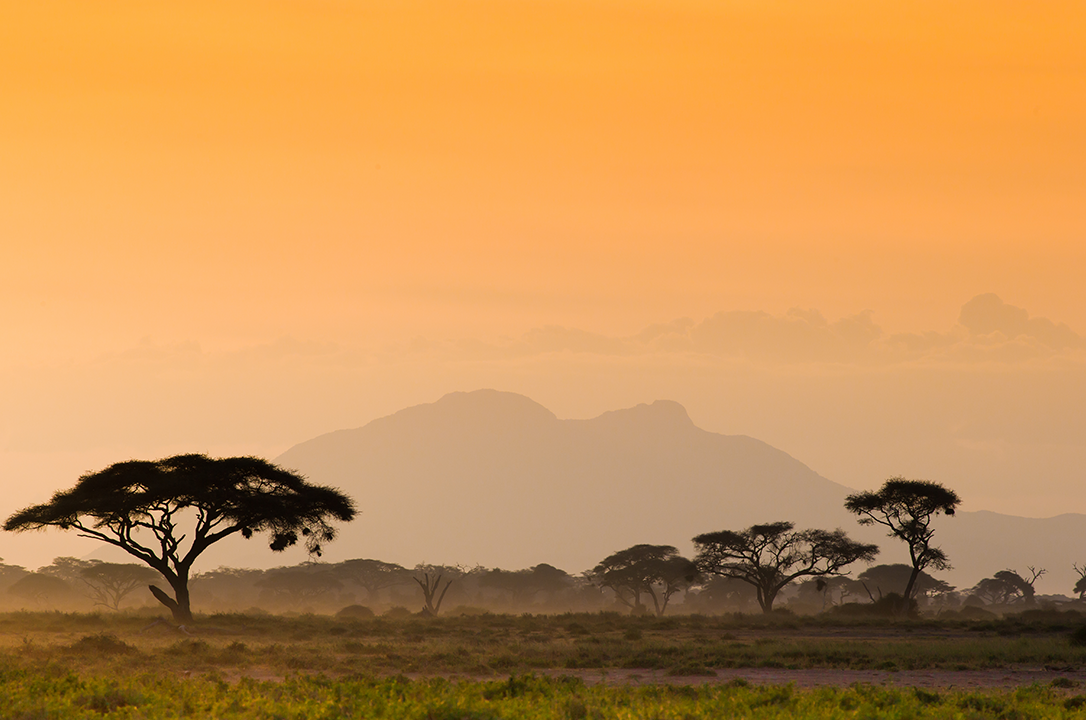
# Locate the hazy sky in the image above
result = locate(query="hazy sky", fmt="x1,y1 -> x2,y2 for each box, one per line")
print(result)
2,1 -> 1084,569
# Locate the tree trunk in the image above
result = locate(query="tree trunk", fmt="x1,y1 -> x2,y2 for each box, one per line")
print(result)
148,581 -> 193,623
758,585 -> 777,614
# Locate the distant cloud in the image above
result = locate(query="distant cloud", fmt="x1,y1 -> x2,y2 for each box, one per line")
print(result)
463,294 -> 1084,366
958,294 -> 1082,350
688,308 -> 882,362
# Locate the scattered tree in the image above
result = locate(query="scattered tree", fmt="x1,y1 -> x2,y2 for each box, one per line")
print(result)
857,564 -> 954,603
3,454 -> 356,622
334,558 -> 410,601
80,562 -> 160,611
256,564 -> 344,608
8,573 -> 73,608
693,521 -> 878,614
412,564 -> 459,615
844,477 -> 960,603
1074,563 -> 1086,600
590,544 -> 699,616
971,568 -> 1045,606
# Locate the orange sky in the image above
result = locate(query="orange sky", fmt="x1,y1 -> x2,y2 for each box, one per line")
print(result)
1,1 -> 1084,568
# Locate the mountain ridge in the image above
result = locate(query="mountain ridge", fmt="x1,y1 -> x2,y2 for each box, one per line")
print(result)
273,389 -> 1085,595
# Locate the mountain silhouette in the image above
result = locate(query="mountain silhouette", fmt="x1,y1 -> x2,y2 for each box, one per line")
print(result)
274,389 -> 1086,595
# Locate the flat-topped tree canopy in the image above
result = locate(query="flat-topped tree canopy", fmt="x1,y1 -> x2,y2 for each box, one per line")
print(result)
845,477 -> 960,603
3,454 -> 357,622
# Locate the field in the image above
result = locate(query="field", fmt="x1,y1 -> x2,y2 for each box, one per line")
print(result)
4,610 -> 1086,718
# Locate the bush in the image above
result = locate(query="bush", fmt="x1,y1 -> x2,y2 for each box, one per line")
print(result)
336,605 -> 375,620
1068,625 -> 1086,647
830,594 -> 918,618
68,633 -> 136,655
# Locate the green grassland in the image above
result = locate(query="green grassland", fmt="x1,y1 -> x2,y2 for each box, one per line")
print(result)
3,610 -> 1086,718
6,672 -> 1086,719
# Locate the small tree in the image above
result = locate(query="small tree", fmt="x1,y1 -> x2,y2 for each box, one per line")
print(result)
971,568 -> 1044,606
1074,563 -> 1086,600
590,544 -> 699,617
844,477 -> 960,603
9,573 -> 74,608
857,564 -> 955,604
80,562 -> 160,611
693,522 -> 878,614
412,564 -> 460,616
256,564 -> 344,609
333,559 -> 410,601
3,454 -> 356,622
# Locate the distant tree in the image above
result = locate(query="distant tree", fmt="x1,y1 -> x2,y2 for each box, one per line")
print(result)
38,556 -> 95,585
857,564 -> 955,603
8,573 -> 74,608
794,576 -> 867,611
845,477 -> 960,603
971,568 -> 1044,606
191,567 -> 266,609
80,562 -> 160,611
256,564 -> 344,608
693,522 -> 878,614
0,559 -> 28,594
412,564 -> 460,616
2,454 -> 356,622
1074,564 -> 1086,600
333,559 -> 410,600
688,576 -> 761,614
590,544 -> 700,616
480,564 -> 574,608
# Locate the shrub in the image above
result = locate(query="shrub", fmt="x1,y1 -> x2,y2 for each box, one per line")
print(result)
68,633 -> 136,656
336,605 -> 375,620
1068,625 -> 1086,647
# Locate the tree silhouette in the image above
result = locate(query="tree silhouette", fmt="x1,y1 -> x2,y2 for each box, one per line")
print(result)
333,558 -> 410,600
590,544 -> 700,616
412,564 -> 460,615
1074,564 -> 1086,599
857,564 -> 955,603
8,573 -> 73,608
74,561 -> 159,611
3,454 -> 356,622
256,564 -> 345,609
844,477 -> 960,603
693,521 -> 878,614
971,567 -> 1044,606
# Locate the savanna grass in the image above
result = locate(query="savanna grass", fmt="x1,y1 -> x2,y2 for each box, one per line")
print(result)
3,672 -> 1086,719
1,610 -> 1085,678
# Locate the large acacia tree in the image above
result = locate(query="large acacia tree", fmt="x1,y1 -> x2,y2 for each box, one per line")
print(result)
693,522 -> 878,614
3,454 -> 356,622
844,477 -> 960,603
590,544 -> 700,616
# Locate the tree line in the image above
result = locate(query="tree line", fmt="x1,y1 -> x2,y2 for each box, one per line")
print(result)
2,454 -> 1077,620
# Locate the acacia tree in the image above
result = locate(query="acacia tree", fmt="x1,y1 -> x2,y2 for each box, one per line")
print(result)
333,558 -> 410,601
3,454 -> 356,623
971,567 -> 1044,606
857,564 -> 955,604
692,522 -> 878,614
256,564 -> 345,609
80,562 -> 160,611
590,544 -> 699,616
844,477 -> 960,603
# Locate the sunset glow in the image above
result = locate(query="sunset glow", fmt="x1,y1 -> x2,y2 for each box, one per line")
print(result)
1,1 -> 1084,573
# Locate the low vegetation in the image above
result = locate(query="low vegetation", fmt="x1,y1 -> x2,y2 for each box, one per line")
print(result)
6,671 -> 1086,719
4,609 -> 1086,678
